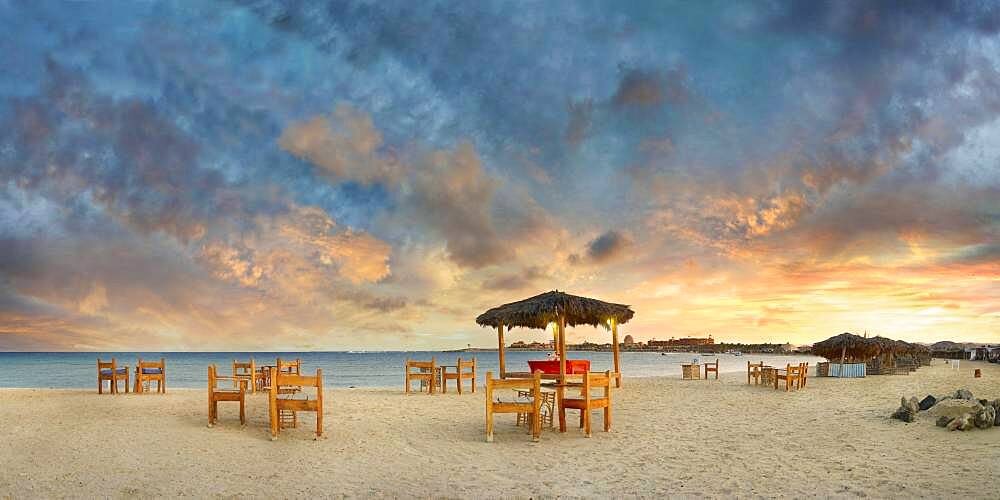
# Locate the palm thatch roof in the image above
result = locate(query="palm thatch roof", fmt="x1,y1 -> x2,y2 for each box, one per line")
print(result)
812,333 -> 878,362
812,333 -> 930,362
476,290 -> 635,330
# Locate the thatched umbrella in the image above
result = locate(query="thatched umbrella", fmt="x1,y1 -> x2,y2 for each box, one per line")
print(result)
476,290 -> 635,388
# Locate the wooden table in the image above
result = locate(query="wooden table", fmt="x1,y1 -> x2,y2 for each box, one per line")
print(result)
516,387 -> 556,428
761,366 -> 776,386
436,365 -> 455,392
257,365 -> 276,390
681,363 -> 701,380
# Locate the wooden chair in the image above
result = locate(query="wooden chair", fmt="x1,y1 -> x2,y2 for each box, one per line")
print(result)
268,367 -> 323,440
404,357 -> 437,394
255,365 -> 271,391
277,357 -> 301,377
441,356 -> 476,394
559,371 -> 614,437
208,365 -> 245,427
233,359 -> 258,394
275,358 -> 303,428
97,358 -> 129,394
135,357 -> 165,394
774,363 -> 804,391
704,359 -> 719,380
747,361 -> 764,385
795,362 -> 808,389
485,371 -> 542,442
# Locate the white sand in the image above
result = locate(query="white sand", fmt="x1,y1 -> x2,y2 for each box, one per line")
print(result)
1,361 -> 999,498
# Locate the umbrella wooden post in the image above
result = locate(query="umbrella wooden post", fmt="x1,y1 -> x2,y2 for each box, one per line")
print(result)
611,318 -> 622,388
557,314 -> 567,433
498,323 -> 506,379
838,344 -> 847,378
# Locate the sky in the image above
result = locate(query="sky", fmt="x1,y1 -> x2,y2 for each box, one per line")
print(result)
0,1 -> 997,351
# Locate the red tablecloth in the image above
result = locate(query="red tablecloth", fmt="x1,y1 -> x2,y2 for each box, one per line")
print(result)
527,359 -> 591,375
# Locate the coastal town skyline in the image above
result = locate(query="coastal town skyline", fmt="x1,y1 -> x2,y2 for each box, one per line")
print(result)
1,2 -> 998,351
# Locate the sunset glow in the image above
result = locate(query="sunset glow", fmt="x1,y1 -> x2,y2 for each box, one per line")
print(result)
1,2 -> 997,351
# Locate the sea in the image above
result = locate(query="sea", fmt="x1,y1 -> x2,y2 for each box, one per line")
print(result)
0,351 -> 825,389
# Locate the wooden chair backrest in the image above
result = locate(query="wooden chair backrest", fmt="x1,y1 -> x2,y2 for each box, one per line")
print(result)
98,358 -> 117,371
137,357 -> 165,371
485,370 -> 540,395
457,357 -> 475,372
580,370 -> 613,400
406,357 -> 436,371
234,359 -> 255,377
705,359 -> 719,370
273,368 -> 323,393
208,364 -> 221,390
277,357 -> 301,375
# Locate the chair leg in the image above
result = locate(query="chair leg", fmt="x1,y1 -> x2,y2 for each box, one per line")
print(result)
584,407 -> 592,438
485,406 -> 494,443
604,405 -> 611,432
239,395 -> 246,426
532,410 -> 540,442
559,404 -> 567,433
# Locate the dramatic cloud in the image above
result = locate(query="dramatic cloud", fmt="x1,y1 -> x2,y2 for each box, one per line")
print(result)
585,231 -> 631,264
0,1 -> 997,349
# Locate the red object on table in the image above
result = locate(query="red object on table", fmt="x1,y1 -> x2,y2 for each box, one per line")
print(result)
527,359 -> 591,375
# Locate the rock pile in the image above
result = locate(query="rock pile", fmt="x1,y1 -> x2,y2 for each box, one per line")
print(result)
894,389 -> 1000,431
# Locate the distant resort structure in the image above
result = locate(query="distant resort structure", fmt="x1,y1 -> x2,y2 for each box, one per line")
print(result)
468,334 -> 801,355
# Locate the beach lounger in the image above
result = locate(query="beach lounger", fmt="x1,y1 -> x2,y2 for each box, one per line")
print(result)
208,364 -> 245,427
135,357 -> 165,394
441,356 -> 476,394
485,371 -> 542,442
233,359 -> 258,393
268,367 -> 323,440
404,357 -> 437,394
559,370 -> 614,437
97,358 -> 129,394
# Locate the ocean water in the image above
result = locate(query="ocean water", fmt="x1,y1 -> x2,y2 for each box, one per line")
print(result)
0,351 -> 825,389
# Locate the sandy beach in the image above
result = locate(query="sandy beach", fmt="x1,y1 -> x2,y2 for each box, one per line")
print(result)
2,361 -> 999,498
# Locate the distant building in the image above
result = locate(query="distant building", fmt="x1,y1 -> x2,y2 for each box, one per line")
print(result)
647,335 -> 714,348
623,335 -> 635,346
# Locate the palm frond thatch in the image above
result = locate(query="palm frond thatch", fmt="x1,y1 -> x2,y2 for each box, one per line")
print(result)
812,332 -> 930,363
811,333 -> 877,363
476,290 -> 635,330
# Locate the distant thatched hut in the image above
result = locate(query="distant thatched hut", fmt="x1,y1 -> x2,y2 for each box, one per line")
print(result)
812,333 -> 877,364
812,332 -> 931,376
